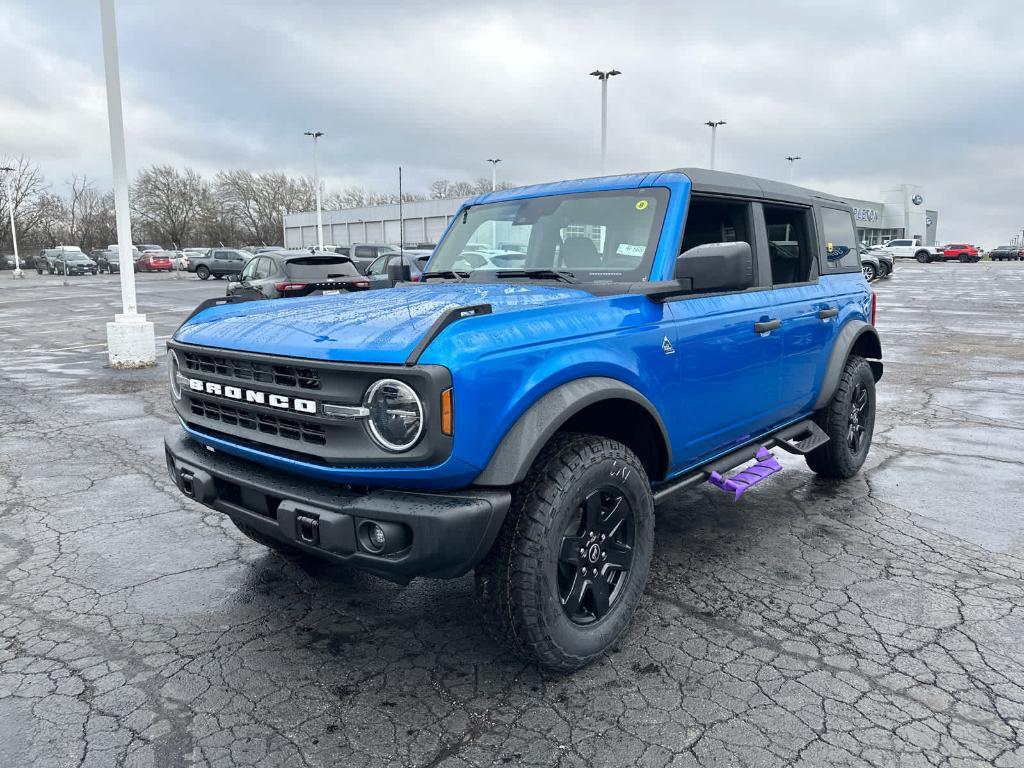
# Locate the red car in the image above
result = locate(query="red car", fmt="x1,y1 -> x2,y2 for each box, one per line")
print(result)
136,251 -> 173,272
940,243 -> 981,263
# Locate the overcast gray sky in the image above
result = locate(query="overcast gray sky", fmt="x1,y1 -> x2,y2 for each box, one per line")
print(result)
2,0 -> 1022,246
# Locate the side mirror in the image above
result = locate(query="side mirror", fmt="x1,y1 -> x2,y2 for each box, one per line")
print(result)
674,242 -> 754,292
387,261 -> 412,286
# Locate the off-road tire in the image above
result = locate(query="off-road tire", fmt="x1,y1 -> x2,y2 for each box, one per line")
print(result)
915,251 -> 930,263
806,355 -> 875,479
474,433 -> 655,672
196,265 -> 210,280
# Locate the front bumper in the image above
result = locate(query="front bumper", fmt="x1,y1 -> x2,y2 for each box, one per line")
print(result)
164,426 -> 510,582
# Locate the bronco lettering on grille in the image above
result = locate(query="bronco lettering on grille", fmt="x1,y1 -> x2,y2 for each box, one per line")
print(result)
188,378 -> 317,414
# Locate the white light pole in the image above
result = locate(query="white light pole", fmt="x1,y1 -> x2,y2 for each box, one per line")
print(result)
487,158 -> 501,192
1,165 -> 23,279
705,120 -> 726,170
590,69 -> 621,174
304,130 -> 324,250
785,155 -> 801,182
100,0 -> 155,368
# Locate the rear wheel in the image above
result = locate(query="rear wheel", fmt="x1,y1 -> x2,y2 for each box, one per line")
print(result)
475,433 -> 654,672
806,355 -> 875,479
915,251 -> 930,263
959,254 -> 970,263
196,265 -> 210,280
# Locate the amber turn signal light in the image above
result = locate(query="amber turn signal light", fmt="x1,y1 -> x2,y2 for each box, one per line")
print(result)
441,388 -> 453,436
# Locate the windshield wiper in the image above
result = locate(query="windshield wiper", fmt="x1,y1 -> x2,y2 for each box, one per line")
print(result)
420,270 -> 472,282
494,269 -> 579,284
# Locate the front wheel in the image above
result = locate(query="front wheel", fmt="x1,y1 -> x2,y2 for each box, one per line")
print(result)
475,433 -> 655,672
806,355 -> 876,479
862,263 -> 877,281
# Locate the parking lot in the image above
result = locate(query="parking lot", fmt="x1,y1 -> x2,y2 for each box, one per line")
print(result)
1,263 -> 1023,767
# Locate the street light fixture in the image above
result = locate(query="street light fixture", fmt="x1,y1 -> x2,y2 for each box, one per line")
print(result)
486,158 -> 502,192
590,69 -> 621,174
704,121 -> 726,170
304,130 -> 325,250
0,165 -> 23,279
785,155 -> 802,182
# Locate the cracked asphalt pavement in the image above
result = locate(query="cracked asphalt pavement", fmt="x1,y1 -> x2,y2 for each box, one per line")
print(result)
1,264 -> 1023,767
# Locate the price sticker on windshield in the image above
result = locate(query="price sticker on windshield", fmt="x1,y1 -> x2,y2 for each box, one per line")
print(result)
635,200 -> 649,211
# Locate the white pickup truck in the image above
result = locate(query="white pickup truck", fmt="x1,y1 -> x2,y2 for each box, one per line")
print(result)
871,238 -> 944,263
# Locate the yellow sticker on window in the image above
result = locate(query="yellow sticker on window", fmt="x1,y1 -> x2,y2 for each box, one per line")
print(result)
635,200 -> 649,211
827,242 -> 834,253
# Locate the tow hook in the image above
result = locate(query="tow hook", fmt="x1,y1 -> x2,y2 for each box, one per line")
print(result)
296,513 -> 320,545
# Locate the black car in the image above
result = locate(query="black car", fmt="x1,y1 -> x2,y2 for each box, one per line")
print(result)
226,251 -> 370,300
36,248 -> 97,275
989,245 -> 1021,261
0,253 -> 20,270
91,249 -> 123,274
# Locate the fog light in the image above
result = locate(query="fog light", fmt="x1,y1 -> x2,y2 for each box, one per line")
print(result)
367,523 -> 386,552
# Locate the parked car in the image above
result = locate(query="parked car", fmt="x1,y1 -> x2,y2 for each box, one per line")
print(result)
136,243 -> 163,253
250,246 -> 284,255
36,247 -> 97,275
165,168 -> 883,670
163,250 -> 190,270
363,252 -> 430,288
51,250 -> 98,276
186,248 -> 250,280
225,251 -> 371,300
348,243 -> 401,274
859,248 -> 882,281
988,245 -> 1021,261
94,247 -> 142,273
136,251 -> 173,272
0,253 -> 19,270
873,238 -> 944,263
940,244 -> 981,263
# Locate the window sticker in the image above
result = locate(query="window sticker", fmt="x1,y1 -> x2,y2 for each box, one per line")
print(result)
635,200 -> 649,211
617,244 -> 646,257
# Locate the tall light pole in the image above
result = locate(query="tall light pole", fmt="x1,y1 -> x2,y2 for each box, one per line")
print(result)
1,165 -> 23,279
304,130 -> 324,249
486,158 -> 501,192
705,120 -> 726,170
785,155 -> 801,182
100,0 -> 155,368
590,69 -> 621,174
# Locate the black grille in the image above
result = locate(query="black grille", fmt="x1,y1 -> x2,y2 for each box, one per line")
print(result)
182,351 -> 321,391
190,398 -> 326,445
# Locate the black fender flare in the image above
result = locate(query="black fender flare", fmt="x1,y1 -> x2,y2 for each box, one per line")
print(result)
473,377 -> 671,487
813,320 -> 883,410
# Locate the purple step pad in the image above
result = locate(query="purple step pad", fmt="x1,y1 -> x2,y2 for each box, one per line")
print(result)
707,447 -> 783,501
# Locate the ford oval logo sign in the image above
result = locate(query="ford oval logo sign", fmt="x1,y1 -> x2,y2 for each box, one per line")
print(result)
912,194 -> 924,206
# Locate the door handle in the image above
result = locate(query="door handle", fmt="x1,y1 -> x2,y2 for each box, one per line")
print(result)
753,319 -> 781,334
818,308 -> 839,319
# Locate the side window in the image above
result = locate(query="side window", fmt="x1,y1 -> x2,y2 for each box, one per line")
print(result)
366,256 -> 388,275
764,205 -> 816,285
240,258 -> 259,280
354,246 -> 373,259
820,208 -> 859,272
214,251 -> 229,260
680,198 -> 753,251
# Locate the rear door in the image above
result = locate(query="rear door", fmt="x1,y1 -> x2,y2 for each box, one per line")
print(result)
665,196 -> 783,465
763,202 -> 837,416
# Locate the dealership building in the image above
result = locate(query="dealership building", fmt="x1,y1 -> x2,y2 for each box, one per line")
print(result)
283,182 -> 939,250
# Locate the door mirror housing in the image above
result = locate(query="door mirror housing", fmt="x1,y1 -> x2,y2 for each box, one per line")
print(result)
387,261 -> 412,286
674,241 -> 754,293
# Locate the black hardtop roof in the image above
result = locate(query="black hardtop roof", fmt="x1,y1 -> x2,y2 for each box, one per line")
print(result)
671,168 -> 852,209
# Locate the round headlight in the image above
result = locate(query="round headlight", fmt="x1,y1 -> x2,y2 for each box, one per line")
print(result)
168,349 -> 182,400
364,379 -> 423,452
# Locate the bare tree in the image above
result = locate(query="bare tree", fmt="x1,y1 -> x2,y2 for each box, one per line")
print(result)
0,155 -> 48,250
131,165 -> 207,246
215,170 -> 319,245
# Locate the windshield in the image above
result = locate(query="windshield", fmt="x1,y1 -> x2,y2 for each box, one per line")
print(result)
284,256 -> 359,279
428,188 -> 669,283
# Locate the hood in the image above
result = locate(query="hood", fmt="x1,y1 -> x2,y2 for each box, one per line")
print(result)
174,282 -> 593,363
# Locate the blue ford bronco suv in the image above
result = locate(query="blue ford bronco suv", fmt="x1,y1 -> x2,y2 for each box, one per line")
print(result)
164,168 -> 881,671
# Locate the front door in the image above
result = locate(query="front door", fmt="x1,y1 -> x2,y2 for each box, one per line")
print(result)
665,196 -> 783,467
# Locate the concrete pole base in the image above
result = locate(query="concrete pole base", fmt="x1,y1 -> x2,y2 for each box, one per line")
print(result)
11,269 -> 24,279
106,313 -> 156,369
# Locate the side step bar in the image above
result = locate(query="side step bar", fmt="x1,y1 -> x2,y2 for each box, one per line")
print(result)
652,419 -> 828,505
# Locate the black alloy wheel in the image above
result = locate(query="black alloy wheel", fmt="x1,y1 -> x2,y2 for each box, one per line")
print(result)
847,381 -> 869,454
557,487 -> 636,625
